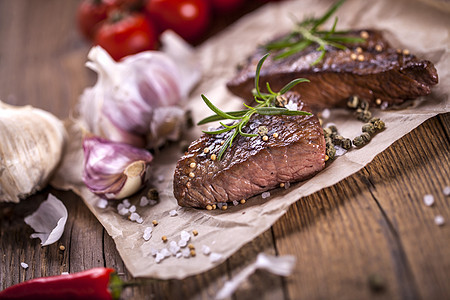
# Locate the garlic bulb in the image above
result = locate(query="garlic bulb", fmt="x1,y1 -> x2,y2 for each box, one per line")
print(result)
79,42 -> 198,149
82,136 -> 153,200
0,101 -> 66,203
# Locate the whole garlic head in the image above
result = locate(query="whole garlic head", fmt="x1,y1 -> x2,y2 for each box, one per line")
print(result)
79,44 -> 198,149
0,101 -> 66,203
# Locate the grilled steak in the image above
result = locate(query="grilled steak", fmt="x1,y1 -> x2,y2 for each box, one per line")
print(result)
227,30 -> 438,111
173,92 -> 326,208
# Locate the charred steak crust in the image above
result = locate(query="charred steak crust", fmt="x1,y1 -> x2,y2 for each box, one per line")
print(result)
173,92 -> 326,209
227,30 -> 438,111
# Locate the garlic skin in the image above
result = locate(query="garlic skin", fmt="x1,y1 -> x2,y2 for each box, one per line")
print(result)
79,38 -> 199,149
24,193 -> 68,246
82,136 -> 153,200
0,101 -> 66,203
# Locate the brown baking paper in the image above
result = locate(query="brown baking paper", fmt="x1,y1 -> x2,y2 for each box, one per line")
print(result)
52,0 -> 449,279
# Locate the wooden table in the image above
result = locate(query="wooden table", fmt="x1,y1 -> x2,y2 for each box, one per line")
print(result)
1,1 -> 449,299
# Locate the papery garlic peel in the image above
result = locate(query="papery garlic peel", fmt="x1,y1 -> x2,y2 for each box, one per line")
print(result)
82,136 -> 153,200
79,45 -> 193,149
0,101 -> 66,203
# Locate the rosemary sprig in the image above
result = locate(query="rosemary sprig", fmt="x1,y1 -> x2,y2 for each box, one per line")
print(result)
264,0 -> 364,64
198,53 -> 311,160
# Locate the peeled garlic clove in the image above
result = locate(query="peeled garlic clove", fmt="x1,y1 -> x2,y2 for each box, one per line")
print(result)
0,101 -> 66,203
82,136 -> 153,199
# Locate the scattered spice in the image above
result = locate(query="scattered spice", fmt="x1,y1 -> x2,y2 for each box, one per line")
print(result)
375,44 -> 382,52
368,273 -> 386,293
189,162 -> 196,168
258,125 -> 269,136
375,98 -> 382,105
190,250 -> 196,257
147,188 -> 159,201
262,135 -> 269,142
192,230 -> 198,236
210,154 -> 217,161
402,49 -> 410,55
188,244 -> 195,250
189,172 -> 195,178
240,199 -> 246,204
350,53 -> 357,60
161,236 -> 168,242
280,183 -> 285,188
59,245 -> 66,251
272,132 -> 279,138
152,220 -> 158,226
357,54 -> 365,61
221,205 -> 228,211
360,30 -> 369,39
203,148 -> 209,154
206,204 -> 213,210
356,47 -> 363,53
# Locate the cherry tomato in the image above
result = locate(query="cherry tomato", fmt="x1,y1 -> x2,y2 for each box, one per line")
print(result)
94,12 -> 158,61
145,0 -> 211,43
77,0 -> 117,40
208,0 -> 245,13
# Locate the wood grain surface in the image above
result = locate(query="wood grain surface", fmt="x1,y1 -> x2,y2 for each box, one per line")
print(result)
0,1 -> 449,299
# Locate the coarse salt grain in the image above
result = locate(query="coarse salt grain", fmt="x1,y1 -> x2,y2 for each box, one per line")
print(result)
117,203 -> 124,211
321,108 -> 331,119
155,252 -> 165,263
169,210 -> 178,217
209,252 -> 223,263
284,182 -> 290,189
176,252 -> 183,259
129,212 -> 140,221
140,196 -> 149,207
136,217 -> 144,224
143,227 -> 153,241
122,199 -> 131,208
150,248 -> 158,256
178,239 -> 188,247
423,194 -> 434,206
443,186 -> 450,196
157,175 -> 165,182
232,200 -> 239,206
129,205 -> 136,213
20,262 -> 28,269
97,199 -> 108,209
61,272 -> 69,275
434,215 -> 445,226
148,199 -> 158,206
180,230 -> 190,241
118,207 -> 129,216
334,145 -> 347,157
182,248 -> 191,258
261,192 -> 271,199
169,241 -> 180,255
202,245 -> 211,255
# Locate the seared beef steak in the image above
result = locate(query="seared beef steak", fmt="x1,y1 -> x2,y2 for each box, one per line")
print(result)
227,30 -> 438,111
173,92 -> 326,209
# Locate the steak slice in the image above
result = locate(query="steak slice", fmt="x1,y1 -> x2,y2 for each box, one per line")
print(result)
227,29 -> 438,111
173,92 -> 326,209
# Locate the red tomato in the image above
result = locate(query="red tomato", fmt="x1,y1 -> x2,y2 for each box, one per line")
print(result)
77,0 -> 117,40
94,12 -> 158,61
145,0 -> 211,43
208,0 -> 245,13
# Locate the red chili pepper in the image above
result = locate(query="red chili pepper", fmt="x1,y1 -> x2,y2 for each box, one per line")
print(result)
0,267 -> 123,300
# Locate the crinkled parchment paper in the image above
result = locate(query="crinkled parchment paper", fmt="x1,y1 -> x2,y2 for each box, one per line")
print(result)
52,0 -> 449,279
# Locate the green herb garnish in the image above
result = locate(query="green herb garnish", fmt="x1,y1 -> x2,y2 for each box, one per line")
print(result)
198,53 -> 311,160
264,0 -> 364,64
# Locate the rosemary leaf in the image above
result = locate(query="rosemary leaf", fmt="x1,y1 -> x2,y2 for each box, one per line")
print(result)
197,110 -> 248,125
255,107 -> 311,116
280,78 -> 310,95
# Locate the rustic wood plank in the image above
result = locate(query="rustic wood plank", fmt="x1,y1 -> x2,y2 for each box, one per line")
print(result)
273,115 -> 449,300
363,115 -> 450,300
